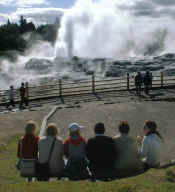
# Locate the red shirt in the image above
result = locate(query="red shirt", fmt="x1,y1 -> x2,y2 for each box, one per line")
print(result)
64,136 -> 86,157
17,135 -> 39,159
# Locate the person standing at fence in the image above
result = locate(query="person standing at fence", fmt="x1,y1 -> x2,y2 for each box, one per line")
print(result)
150,72 -> 153,89
25,82 -> 29,107
19,82 -> 25,110
7,85 -> 15,109
135,72 -> 142,96
143,71 -> 151,95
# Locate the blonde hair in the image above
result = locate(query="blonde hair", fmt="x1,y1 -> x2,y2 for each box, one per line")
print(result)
25,121 -> 38,135
46,123 -> 59,136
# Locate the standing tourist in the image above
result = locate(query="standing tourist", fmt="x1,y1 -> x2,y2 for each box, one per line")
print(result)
19,82 -> 25,110
135,72 -> 142,96
25,82 -> 29,107
7,85 -> 15,109
143,71 -> 151,94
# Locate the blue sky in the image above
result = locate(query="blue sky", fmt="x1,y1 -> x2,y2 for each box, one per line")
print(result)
0,0 -> 75,24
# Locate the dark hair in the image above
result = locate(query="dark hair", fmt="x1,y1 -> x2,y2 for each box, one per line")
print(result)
119,121 -> 130,134
94,123 -> 105,134
144,121 -> 163,141
46,123 -> 58,136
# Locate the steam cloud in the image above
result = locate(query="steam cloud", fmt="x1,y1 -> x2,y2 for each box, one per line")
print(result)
1,0 -> 175,89
55,0 -> 175,58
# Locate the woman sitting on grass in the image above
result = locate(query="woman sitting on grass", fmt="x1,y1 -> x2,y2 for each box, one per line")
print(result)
38,124 -> 65,181
64,123 -> 89,180
113,121 -> 143,178
17,121 -> 39,182
137,121 -> 163,170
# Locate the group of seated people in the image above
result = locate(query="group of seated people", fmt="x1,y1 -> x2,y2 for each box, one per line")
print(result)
17,120 -> 163,182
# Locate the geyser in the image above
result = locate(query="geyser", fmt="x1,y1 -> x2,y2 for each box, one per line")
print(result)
1,0 -> 175,89
55,0 -> 175,58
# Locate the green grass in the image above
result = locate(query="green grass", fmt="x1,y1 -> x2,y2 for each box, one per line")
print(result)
1,135 -> 175,192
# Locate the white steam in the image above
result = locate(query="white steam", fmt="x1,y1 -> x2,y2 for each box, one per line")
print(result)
55,0 -> 175,58
1,0 -> 175,89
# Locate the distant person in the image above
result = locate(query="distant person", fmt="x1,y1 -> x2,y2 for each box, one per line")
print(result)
86,123 -> 116,180
143,71 -> 151,94
137,121 -> 163,171
150,72 -> 153,89
24,82 -> 29,107
113,121 -> 143,178
19,82 -> 25,109
7,85 -> 15,109
135,72 -> 142,96
37,124 -> 65,181
17,121 -> 39,182
64,123 -> 89,180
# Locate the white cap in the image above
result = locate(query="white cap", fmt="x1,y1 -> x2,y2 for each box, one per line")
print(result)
68,123 -> 83,133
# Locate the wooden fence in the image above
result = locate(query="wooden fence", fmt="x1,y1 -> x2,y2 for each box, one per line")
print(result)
0,72 -> 175,105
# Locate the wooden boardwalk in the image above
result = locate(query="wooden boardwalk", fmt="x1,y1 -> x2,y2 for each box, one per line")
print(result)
1,73 -> 175,109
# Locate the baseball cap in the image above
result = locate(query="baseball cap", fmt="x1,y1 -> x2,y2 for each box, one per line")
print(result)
69,123 -> 83,133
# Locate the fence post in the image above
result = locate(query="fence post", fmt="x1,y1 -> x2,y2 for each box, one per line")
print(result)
92,74 -> 95,94
127,73 -> 130,91
59,79 -> 62,97
161,72 -> 164,88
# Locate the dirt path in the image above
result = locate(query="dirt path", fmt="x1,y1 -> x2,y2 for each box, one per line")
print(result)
48,98 -> 175,164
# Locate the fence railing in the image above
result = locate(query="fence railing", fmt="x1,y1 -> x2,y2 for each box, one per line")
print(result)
0,72 -> 175,105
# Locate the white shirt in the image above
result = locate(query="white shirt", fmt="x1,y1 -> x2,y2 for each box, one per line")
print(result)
140,134 -> 162,166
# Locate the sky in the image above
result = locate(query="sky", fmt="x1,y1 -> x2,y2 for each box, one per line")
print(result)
1,0 -> 175,26
0,0 -> 75,25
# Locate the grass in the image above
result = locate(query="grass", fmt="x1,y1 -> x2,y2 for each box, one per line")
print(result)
1,135 -> 175,192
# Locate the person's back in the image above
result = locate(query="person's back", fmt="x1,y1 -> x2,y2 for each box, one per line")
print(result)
140,133 -> 162,167
144,72 -> 151,86
9,87 -> 14,101
38,135 -> 65,175
113,135 -> 142,175
135,73 -> 142,86
20,86 -> 25,98
137,121 -> 163,170
64,123 -> 88,180
64,136 -> 86,160
87,135 -> 115,170
113,121 -> 143,177
86,123 -> 116,178
17,121 -> 39,182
